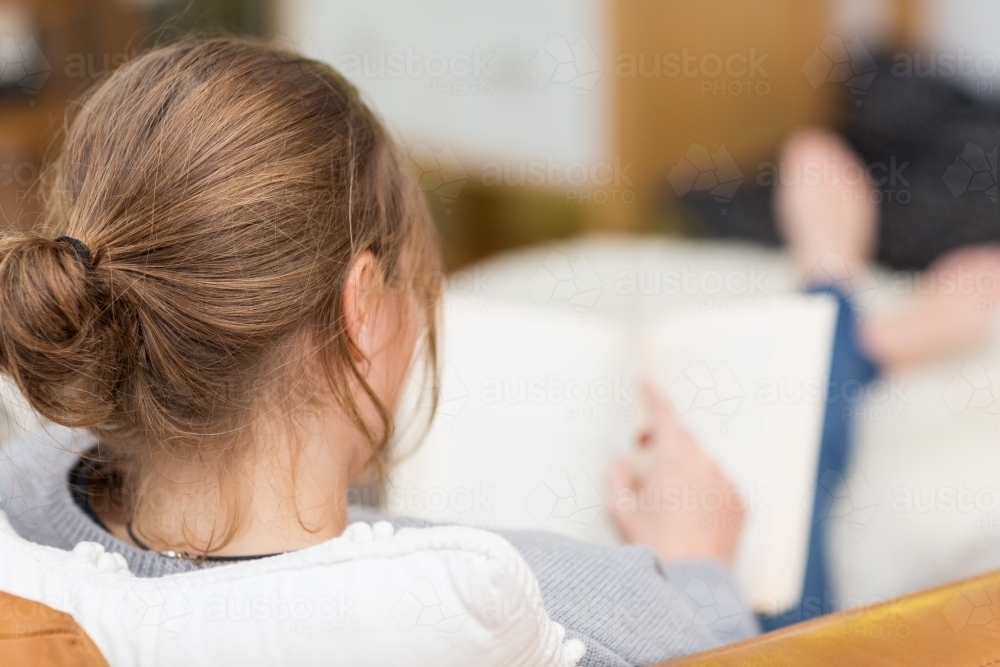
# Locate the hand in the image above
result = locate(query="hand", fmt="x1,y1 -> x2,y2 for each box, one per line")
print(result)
608,384 -> 745,564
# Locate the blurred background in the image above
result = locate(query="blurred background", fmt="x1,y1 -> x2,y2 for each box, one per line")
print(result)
0,0 -> 996,270
0,0 -> 998,611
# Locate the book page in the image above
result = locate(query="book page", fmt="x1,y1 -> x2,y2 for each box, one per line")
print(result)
389,297 -> 633,544
390,292 -> 837,614
640,294 -> 838,613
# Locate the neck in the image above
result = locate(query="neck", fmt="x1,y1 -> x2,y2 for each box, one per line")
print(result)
96,416 -> 361,558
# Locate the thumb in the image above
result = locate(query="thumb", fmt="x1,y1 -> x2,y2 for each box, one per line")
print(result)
641,381 -> 676,422
643,383 -> 696,459
642,382 -> 688,441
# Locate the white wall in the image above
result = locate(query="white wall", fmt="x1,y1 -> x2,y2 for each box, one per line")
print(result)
832,0 -> 1000,97
277,0 -> 998,169
832,0 -> 894,46
923,0 -> 1000,96
277,0 -> 610,168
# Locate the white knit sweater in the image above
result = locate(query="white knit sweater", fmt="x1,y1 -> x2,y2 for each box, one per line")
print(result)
0,425 -> 759,666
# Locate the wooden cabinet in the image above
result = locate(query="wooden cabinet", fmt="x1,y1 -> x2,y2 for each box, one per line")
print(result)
0,0 -> 138,231
608,0 -> 833,230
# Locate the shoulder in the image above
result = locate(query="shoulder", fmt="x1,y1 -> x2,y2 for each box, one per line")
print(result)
0,424 -> 85,544
498,529 -> 756,665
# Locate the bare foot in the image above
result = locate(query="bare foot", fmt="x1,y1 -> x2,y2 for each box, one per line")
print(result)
860,246 -> 1000,371
775,129 -> 879,282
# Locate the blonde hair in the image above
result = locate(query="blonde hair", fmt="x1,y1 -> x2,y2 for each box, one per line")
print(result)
0,37 -> 441,550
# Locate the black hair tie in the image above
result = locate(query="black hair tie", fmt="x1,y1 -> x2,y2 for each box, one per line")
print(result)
55,236 -> 94,272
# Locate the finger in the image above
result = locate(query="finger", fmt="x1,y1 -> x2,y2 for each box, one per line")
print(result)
651,418 -> 704,468
643,384 -> 699,453
642,383 -> 688,443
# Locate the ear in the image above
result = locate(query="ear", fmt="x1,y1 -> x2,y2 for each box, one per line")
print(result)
341,252 -> 380,365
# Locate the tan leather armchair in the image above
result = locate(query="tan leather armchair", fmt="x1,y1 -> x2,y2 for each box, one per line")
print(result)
0,591 -> 108,667
658,569 -> 1000,666
5,569 -> 999,666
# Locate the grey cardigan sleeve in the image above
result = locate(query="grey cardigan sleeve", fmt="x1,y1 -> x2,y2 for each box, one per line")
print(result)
494,529 -> 760,667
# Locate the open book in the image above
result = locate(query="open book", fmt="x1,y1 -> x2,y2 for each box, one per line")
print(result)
389,293 -> 838,614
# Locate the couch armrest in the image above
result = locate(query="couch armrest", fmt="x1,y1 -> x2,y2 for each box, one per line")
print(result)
0,591 -> 109,667
657,569 -> 1000,666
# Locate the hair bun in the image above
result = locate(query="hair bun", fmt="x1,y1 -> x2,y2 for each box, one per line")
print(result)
0,234 -> 118,426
